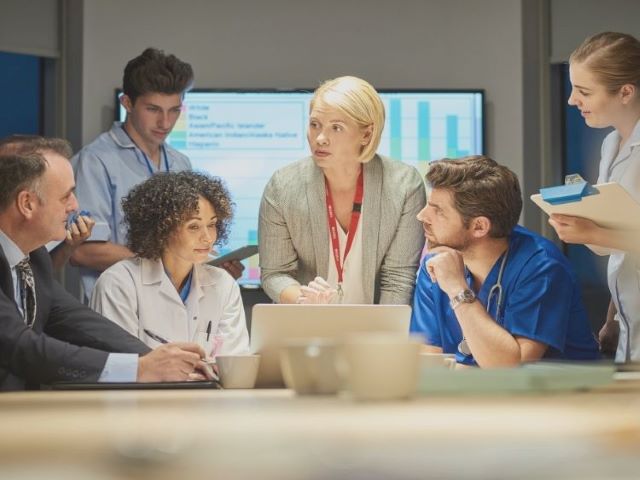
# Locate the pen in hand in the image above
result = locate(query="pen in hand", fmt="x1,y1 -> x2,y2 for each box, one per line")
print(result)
144,328 -> 219,382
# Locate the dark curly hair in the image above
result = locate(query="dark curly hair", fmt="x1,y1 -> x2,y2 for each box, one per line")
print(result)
122,171 -> 233,259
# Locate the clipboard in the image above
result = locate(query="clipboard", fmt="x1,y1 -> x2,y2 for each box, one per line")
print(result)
531,181 -> 640,256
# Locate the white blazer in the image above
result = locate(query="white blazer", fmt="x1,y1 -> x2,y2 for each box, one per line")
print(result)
90,257 -> 249,355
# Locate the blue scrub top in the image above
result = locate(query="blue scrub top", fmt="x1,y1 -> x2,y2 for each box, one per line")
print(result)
72,122 -> 192,301
410,226 -> 600,366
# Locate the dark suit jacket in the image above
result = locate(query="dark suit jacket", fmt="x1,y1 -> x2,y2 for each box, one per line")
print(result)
0,246 -> 151,391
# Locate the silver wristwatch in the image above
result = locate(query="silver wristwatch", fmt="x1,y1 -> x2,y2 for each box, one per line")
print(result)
450,288 -> 476,310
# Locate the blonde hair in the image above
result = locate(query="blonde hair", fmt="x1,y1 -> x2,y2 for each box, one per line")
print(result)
570,32 -> 640,93
310,76 -> 384,162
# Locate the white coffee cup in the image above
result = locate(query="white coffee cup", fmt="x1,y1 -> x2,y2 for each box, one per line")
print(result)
339,333 -> 422,401
280,338 -> 341,395
215,354 -> 261,389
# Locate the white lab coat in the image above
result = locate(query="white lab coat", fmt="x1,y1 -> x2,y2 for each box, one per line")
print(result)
91,257 -> 249,355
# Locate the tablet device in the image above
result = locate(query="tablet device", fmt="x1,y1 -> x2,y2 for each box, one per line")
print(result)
208,245 -> 258,266
51,380 -> 221,390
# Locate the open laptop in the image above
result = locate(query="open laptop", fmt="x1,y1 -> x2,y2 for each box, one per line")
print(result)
250,304 -> 412,387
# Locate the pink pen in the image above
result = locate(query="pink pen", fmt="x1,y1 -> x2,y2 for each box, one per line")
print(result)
211,334 -> 224,359
205,321 -> 222,357
203,334 -> 224,382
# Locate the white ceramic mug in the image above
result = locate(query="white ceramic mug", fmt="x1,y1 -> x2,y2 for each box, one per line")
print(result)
339,333 -> 422,401
215,354 -> 261,389
280,338 -> 341,395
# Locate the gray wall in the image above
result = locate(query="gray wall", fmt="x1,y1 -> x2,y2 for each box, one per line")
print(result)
6,0 -> 640,184
551,0 -> 640,62
0,0 -> 60,58
74,0 -> 527,181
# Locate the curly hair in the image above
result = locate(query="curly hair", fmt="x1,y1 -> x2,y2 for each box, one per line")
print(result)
122,171 -> 234,259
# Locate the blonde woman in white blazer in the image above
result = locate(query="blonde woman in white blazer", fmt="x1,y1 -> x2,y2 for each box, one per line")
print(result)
91,171 -> 249,355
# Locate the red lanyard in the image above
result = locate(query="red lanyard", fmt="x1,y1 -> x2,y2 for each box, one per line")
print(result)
325,169 -> 364,289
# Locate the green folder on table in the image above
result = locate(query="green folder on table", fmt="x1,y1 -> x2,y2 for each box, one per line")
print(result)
418,362 -> 615,395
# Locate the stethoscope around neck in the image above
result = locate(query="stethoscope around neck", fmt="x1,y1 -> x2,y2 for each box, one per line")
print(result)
458,246 -> 509,357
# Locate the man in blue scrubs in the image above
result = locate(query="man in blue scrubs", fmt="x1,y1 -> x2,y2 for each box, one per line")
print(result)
410,156 -> 599,367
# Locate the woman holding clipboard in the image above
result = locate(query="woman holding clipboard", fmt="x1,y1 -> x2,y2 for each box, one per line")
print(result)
548,32 -> 640,362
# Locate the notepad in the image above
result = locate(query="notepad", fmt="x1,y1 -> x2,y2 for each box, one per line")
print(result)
531,182 -> 640,255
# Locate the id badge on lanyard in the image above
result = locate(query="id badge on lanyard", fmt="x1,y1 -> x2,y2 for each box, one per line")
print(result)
325,169 -> 364,299
121,126 -> 170,175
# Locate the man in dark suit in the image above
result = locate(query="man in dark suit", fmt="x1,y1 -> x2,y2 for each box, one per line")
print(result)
0,136 -> 214,391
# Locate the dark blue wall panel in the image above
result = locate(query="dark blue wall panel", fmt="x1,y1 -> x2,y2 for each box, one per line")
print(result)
0,51 -> 41,137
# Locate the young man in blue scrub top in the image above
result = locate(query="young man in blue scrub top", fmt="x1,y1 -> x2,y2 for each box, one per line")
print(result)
410,156 -> 599,367
70,48 -> 193,301
71,48 -> 242,301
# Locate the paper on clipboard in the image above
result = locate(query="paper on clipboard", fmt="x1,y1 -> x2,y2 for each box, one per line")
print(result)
531,182 -> 640,256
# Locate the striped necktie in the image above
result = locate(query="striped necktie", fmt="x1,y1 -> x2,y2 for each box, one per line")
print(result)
15,258 -> 36,328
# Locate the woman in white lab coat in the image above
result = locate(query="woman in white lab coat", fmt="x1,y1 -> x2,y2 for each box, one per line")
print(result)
91,171 -> 249,355
548,31 -> 640,362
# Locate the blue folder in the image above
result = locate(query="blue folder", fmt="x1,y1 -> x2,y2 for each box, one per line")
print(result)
540,180 -> 599,205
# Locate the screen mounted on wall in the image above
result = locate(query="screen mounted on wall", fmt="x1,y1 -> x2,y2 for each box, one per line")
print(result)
117,89 -> 485,286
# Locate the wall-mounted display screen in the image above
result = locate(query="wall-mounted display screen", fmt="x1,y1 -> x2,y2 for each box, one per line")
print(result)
117,89 -> 485,285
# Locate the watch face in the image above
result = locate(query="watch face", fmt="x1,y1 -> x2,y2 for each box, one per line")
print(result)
451,288 -> 476,310
462,289 -> 475,302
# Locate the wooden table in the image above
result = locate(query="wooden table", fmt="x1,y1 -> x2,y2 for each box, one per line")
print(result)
1,383 -> 640,479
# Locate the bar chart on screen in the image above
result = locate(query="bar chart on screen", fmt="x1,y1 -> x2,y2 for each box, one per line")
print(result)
118,89 -> 484,285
